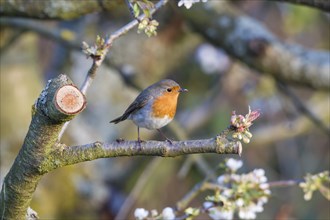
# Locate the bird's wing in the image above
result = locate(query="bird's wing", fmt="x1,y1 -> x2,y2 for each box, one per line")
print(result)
110,94 -> 152,124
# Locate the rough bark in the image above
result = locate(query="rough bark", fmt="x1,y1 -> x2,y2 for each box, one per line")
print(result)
40,138 -> 242,173
0,0 -> 122,19
182,2 -> 330,90
1,0 -> 328,19
0,75 -> 86,220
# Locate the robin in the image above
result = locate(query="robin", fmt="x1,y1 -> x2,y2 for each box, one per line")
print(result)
110,79 -> 188,144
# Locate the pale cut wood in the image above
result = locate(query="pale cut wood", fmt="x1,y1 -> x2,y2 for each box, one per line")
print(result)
55,85 -> 86,114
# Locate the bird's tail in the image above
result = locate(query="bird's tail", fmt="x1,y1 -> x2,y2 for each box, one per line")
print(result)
109,115 -> 128,124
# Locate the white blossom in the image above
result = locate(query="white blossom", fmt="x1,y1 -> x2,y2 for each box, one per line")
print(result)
178,0 -> 208,9
209,209 -> 234,220
162,207 -> 175,220
222,189 -> 232,197
260,183 -> 269,189
264,189 -> 271,195
151,209 -> 158,217
253,169 -> 265,177
259,196 -> 268,204
235,198 -> 244,207
196,44 -> 230,74
134,208 -> 149,220
217,175 -> 226,184
230,174 -> 241,181
226,158 -> 243,171
26,207 -> 38,220
203,201 -> 213,209
238,208 -> 257,220
253,169 -> 267,183
259,176 -> 267,183
203,202 -> 233,220
249,203 -> 263,213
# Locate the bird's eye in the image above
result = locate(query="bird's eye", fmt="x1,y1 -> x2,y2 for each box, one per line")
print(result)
167,88 -> 172,92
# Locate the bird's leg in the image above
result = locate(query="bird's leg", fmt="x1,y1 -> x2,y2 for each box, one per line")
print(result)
137,126 -> 143,146
157,129 -> 173,144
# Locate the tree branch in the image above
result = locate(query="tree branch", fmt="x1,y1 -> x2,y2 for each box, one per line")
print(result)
182,2 -> 330,90
41,137 -> 242,173
0,0 -> 119,19
0,74 -> 86,220
274,0 -> 330,12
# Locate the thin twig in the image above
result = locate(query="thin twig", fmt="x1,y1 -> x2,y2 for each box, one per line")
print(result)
268,180 -> 301,187
125,0 -> 142,22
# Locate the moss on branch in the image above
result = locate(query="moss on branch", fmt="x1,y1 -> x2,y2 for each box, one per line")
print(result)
40,137 -> 241,173
0,74 -> 85,220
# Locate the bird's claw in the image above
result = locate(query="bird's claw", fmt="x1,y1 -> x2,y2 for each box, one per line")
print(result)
137,138 -> 145,146
165,139 -> 173,145
116,138 -> 125,143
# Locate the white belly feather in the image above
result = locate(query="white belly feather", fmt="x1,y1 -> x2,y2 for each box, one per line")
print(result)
128,102 -> 173,129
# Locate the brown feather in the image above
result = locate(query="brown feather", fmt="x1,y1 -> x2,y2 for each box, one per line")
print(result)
110,94 -> 151,124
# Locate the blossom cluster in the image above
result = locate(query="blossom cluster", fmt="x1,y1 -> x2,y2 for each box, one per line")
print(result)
134,207 -> 175,220
178,0 -> 208,9
299,171 -> 330,201
137,18 -> 159,37
230,106 -> 260,143
82,35 -> 108,60
204,158 -> 270,220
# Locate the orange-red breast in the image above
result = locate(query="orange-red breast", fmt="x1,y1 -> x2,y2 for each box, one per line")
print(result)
110,79 -> 188,143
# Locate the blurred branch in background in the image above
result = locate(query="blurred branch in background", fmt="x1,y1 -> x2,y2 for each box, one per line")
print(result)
0,29 -> 26,55
274,0 -> 330,12
115,158 -> 162,220
253,97 -> 329,146
1,0 -> 328,19
182,2 -> 330,90
0,0 -> 121,19
276,80 -> 330,134
0,18 -> 81,50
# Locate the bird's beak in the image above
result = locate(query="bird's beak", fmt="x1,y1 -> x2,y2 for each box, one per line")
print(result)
179,88 -> 188,93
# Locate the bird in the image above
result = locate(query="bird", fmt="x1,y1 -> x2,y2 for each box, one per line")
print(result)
110,79 -> 188,144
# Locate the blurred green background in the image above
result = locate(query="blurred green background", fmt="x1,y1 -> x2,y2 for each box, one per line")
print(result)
0,0 -> 329,219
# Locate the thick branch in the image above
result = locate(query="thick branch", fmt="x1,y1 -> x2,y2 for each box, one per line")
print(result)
0,0 -> 120,19
41,137 -> 242,173
0,18 -> 81,50
274,0 -> 330,12
182,3 -> 330,90
0,75 -> 85,220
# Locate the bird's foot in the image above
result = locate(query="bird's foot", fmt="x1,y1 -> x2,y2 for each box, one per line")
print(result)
137,138 -> 145,146
165,138 -> 173,145
116,138 -> 125,143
